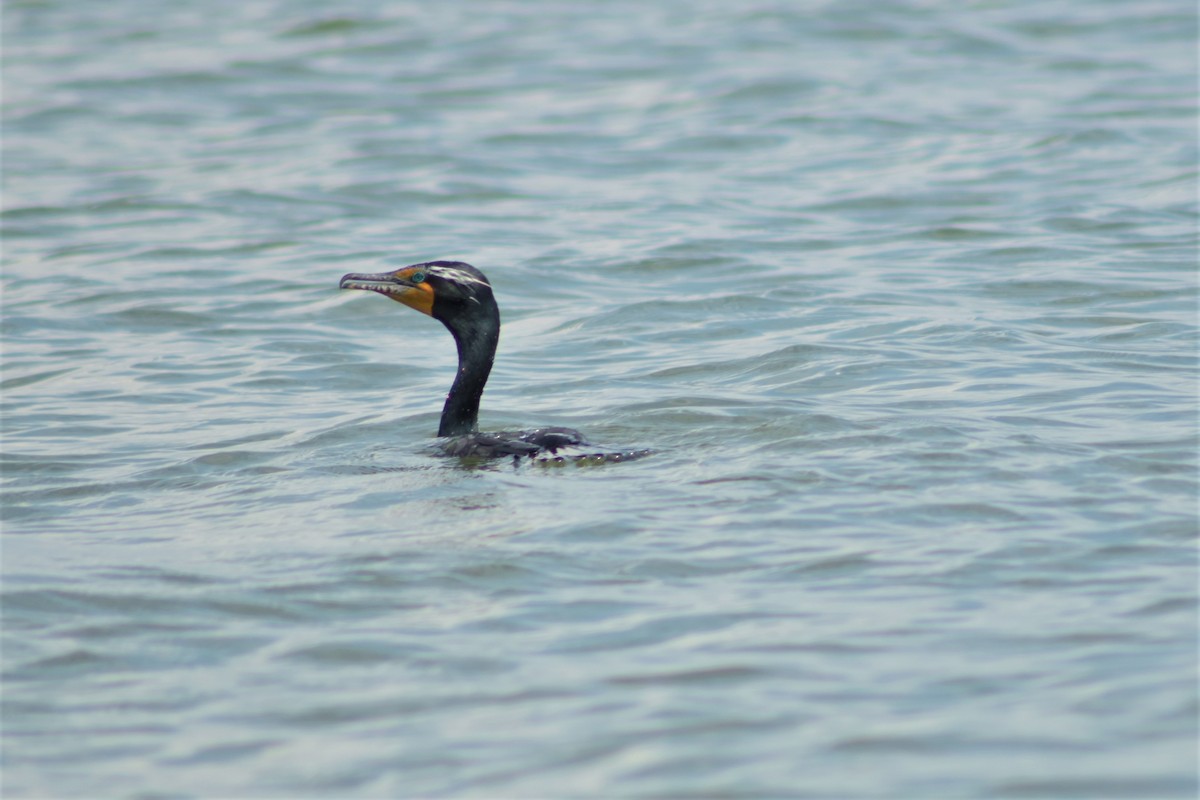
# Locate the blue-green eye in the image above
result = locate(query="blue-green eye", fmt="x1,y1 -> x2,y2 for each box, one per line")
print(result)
410,271 -> 426,284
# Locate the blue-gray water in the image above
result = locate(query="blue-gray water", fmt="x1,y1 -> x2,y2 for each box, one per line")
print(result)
3,1 -> 1197,797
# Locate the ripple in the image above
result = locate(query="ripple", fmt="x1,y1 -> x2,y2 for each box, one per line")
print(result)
3,0 -> 1196,797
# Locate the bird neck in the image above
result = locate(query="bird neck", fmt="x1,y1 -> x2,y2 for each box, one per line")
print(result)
438,305 -> 499,438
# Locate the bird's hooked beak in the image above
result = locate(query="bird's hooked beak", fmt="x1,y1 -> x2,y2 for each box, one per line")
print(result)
340,267 -> 435,316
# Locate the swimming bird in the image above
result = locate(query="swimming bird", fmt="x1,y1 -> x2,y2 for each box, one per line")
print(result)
339,261 -> 646,463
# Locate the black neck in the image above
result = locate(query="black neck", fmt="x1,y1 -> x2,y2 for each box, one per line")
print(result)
438,304 -> 499,437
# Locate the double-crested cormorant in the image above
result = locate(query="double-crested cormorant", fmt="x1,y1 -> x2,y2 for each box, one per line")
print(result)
339,261 -> 646,462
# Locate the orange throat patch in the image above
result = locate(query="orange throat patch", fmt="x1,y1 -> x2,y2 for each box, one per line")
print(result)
394,281 -> 434,316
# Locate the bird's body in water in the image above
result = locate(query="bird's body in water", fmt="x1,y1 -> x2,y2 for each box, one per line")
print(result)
339,261 -> 647,463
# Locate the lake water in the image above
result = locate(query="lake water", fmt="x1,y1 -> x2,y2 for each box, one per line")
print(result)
3,1 -> 1197,797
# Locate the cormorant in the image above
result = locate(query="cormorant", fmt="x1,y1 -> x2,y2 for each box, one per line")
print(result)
339,261 -> 646,463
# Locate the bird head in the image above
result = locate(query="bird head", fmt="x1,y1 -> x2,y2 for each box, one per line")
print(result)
339,261 -> 495,322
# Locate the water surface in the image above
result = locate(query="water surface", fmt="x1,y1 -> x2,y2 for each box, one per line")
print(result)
3,0 -> 1197,796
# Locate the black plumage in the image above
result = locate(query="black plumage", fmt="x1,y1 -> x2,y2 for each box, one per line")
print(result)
339,261 -> 646,463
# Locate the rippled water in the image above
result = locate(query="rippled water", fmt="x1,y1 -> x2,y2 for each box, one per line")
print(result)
3,1 -> 1197,797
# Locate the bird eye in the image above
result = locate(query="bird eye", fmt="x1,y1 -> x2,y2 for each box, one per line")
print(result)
410,271 -> 427,284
